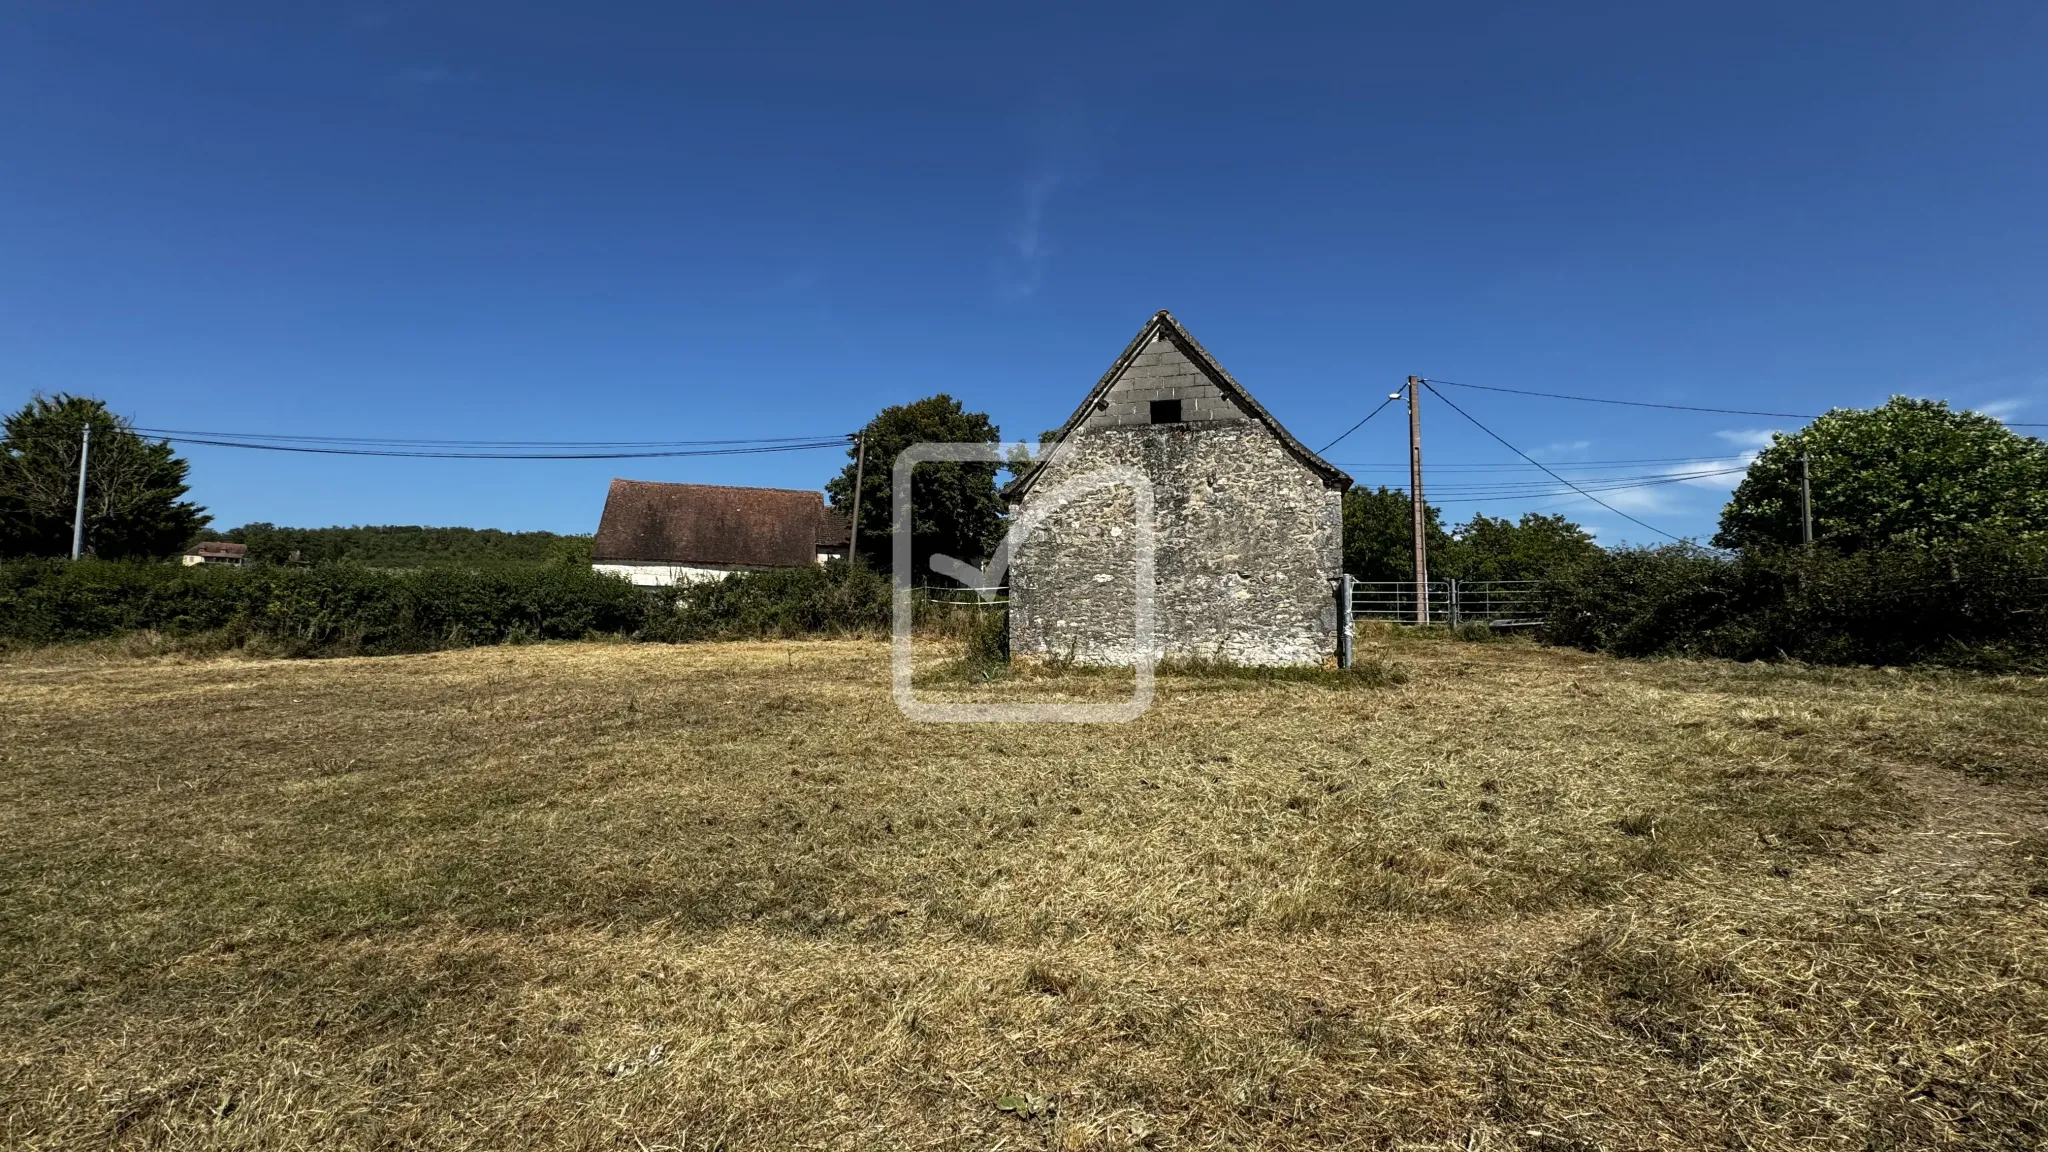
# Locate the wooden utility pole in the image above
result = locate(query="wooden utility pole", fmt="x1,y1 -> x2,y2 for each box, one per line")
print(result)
1800,450 -> 1813,546
844,431 -> 867,570
70,424 -> 90,561
1406,377 -> 1428,625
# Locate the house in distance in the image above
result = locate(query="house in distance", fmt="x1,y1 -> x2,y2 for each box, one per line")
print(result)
591,480 -> 849,586
181,541 -> 248,567
1002,311 -> 1353,667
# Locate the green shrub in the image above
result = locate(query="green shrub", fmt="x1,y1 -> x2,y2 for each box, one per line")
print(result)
652,563 -> 890,642
0,560 -> 653,654
0,559 -> 896,656
1542,531 -> 2048,671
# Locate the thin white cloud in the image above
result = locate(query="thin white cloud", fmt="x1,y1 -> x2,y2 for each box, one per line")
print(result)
382,65 -> 475,95
1001,173 -> 1061,299
1975,398 -> 2029,422
1535,439 -> 1591,457
1671,458 -> 1755,490
1715,428 -> 1782,451
995,81 -> 1098,301
1589,486 -> 1673,512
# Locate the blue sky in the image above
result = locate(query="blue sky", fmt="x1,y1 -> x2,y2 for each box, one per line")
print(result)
4,2 -> 2044,544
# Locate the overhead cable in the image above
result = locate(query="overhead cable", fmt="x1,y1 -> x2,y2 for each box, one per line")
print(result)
1420,381 -> 1691,544
1315,392 -> 1400,454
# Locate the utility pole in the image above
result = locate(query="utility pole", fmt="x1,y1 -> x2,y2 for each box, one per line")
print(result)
1800,450 -> 1814,546
844,430 -> 867,571
70,424 -> 91,561
1407,377 -> 1429,625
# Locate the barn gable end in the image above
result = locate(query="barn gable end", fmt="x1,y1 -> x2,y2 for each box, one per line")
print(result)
1005,311 -> 1348,503
1004,311 -> 1352,668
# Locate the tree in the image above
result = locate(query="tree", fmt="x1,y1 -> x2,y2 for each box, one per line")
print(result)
1440,512 -> 1601,582
1342,486 -> 1451,582
824,394 -> 1004,577
214,522 -> 588,567
0,395 -> 209,560
1715,397 -> 2048,553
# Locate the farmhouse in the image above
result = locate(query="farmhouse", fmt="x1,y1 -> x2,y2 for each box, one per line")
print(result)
1003,311 -> 1352,666
181,541 -> 247,567
591,480 -> 849,586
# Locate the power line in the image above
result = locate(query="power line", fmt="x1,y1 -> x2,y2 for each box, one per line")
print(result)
1410,466 -> 1750,495
1427,468 -> 1750,503
1426,378 -> 1815,419
1315,392 -> 1399,454
1420,381 -> 1691,544
1424,377 -> 2048,427
1333,454 -> 1755,471
5,423 -> 853,459
152,436 -> 849,460
128,427 -> 844,448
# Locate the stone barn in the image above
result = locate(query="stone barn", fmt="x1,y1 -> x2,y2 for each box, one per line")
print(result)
1003,311 -> 1353,667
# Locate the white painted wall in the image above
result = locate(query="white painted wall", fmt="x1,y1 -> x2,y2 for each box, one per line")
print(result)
594,551 -> 845,588
593,562 -> 758,587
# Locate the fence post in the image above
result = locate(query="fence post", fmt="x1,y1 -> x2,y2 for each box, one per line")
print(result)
1337,575 -> 1354,669
1449,580 -> 1461,628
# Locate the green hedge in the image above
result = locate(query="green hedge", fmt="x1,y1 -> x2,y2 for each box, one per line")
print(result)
1542,533 -> 2048,671
0,560 -> 894,656
656,564 -> 890,642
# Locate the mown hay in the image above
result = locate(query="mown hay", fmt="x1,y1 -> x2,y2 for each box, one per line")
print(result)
1,634 -> 2044,1149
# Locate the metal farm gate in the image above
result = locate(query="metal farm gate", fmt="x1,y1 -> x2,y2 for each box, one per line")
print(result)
1346,580 -> 1547,628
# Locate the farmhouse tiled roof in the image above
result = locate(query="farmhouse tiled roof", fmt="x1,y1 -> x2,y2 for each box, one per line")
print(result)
592,481 -> 848,567
1003,310 -> 1353,501
185,541 -> 248,558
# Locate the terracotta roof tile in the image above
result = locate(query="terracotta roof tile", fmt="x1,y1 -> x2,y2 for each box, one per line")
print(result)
592,481 -> 846,567
186,542 -> 247,558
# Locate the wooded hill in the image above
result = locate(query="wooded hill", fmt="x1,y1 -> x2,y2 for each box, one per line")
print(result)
199,523 -> 592,568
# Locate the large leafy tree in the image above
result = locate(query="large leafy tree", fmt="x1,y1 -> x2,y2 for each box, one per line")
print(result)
1343,486 -> 1599,583
1442,512 -> 1601,581
824,394 -> 1004,577
0,395 -> 210,560
1342,485 -> 1451,582
1715,397 -> 2048,552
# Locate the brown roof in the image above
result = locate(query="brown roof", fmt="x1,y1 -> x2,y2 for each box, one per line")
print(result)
186,542 -> 248,558
592,481 -> 848,567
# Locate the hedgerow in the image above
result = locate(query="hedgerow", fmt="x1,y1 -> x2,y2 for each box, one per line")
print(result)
1542,531 -> 2048,671
0,560 -> 894,656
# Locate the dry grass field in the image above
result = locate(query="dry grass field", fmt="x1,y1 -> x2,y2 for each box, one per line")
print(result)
2,630 -> 2046,1150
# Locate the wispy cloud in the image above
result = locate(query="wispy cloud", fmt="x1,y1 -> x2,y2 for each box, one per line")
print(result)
381,64 -> 475,96
1590,485 -> 1675,513
995,81 -> 1101,300
1001,173 -> 1062,299
1535,439 -> 1591,457
1537,431 -> 1772,524
389,65 -> 449,88
1975,398 -> 2030,422
1715,428 -> 1782,451
1657,428 -> 1783,493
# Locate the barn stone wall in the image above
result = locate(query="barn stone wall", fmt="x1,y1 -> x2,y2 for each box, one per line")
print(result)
1007,421 -> 1344,667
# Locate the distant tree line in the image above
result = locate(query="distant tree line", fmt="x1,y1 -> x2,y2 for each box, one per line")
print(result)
1341,488 -> 1600,584
200,523 -> 593,569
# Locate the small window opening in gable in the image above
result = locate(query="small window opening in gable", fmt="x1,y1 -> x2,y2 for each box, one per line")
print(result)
1150,399 -> 1183,425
